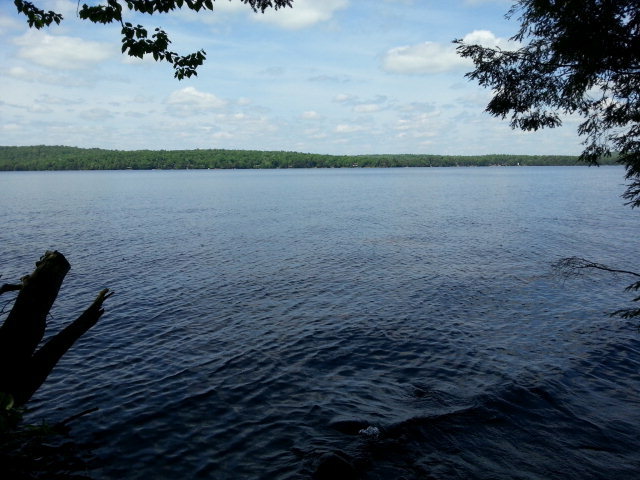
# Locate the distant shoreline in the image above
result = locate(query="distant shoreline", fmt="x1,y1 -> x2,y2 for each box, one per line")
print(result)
0,145 -> 618,171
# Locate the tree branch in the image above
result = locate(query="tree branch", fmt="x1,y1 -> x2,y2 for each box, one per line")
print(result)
18,289 -> 113,405
552,256 -> 640,278
0,284 -> 21,296
17,1 -> 294,79
553,256 -> 640,320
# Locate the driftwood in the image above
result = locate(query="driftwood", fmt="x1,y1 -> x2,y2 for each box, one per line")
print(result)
0,251 -> 111,406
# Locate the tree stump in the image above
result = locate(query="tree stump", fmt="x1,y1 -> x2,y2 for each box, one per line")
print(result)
0,251 -> 111,406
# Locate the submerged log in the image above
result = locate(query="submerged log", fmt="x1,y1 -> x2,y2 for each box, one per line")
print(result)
0,251 -> 111,406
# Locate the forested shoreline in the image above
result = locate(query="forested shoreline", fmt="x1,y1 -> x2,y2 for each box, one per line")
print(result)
0,145 -> 618,171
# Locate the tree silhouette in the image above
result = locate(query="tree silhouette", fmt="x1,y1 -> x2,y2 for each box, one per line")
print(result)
0,252 -> 112,407
456,0 -> 639,206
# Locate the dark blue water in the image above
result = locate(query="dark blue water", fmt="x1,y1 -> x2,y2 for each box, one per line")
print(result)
1,167 -> 639,479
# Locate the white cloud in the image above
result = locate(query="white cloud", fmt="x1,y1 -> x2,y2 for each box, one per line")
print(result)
308,74 -> 351,83
37,94 -> 82,106
304,128 -> 327,139
382,41 -> 467,74
13,30 -> 113,70
301,110 -> 321,119
7,66 -> 31,80
212,0 -> 249,13
0,14 -> 22,34
382,30 -> 516,75
29,104 -> 54,114
333,95 -> 387,112
335,124 -> 364,133
212,131 -> 234,139
80,108 -> 114,121
166,87 -> 228,113
253,0 -> 348,29
394,111 -> 442,137
1,123 -> 22,132
354,104 -> 381,113
397,101 -> 438,113
5,64 -> 94,87
334,93 -> 355,104
461,30 -> 519,50
35,0 -> 78,16
261,66 -> 285,76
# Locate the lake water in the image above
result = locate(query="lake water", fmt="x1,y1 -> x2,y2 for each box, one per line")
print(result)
1,167 -> 639,479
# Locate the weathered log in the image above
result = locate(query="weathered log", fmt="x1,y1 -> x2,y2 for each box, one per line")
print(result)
0,251 -> 111,406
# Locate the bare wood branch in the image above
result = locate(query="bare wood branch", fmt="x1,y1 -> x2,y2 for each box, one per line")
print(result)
552,256 -> 640,278
18,289 -> 113,404
0,283 -> 21,296
553,256 -> 640,320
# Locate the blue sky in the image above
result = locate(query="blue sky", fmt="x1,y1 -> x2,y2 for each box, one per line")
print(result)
0,0 -> 583,155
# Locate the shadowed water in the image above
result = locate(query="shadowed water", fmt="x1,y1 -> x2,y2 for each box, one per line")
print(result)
1,167 -> 639,479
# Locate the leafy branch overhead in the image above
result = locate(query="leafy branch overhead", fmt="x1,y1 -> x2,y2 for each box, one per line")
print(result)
456,0 -> 640,207
14,0 -> 293,79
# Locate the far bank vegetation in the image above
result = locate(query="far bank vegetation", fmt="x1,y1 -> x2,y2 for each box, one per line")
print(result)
0,146 -> 619,171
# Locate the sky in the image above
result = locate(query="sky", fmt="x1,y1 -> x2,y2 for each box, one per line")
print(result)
0,0 -> 585,155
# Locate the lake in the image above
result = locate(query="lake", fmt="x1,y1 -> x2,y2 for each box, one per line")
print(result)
1,166 -> 639,479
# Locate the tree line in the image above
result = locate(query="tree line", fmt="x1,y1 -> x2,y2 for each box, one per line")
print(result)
0,145 -> 618,171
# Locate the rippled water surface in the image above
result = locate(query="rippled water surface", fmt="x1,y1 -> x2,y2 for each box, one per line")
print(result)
1,167 -> 639,479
